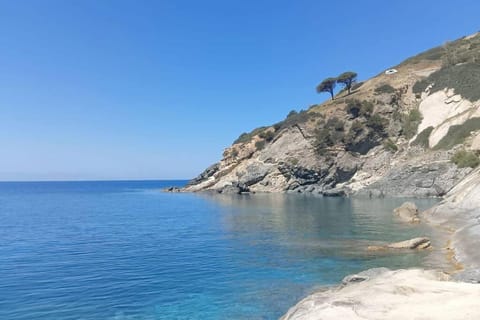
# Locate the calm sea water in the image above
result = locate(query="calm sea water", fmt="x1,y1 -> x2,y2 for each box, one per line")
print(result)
0,181 -> 440,320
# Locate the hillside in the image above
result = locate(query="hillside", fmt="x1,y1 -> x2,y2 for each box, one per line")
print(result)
183,32 -> 480,197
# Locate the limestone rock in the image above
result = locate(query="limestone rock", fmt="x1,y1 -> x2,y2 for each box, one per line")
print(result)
281,269 -> 480,320
342,268 -> 390,285
367,237 -> 431,251
471,133 -> 480,151
386,237 -> 431,249
393,202 -> 420,223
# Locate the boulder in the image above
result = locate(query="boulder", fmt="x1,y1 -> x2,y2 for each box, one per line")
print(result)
217,183 -> 249,194
367,237 -> 431,251
163,186 -> 181,192
393,202 -> 420,223
387,237 -> 431,249
323,187 -> 347,197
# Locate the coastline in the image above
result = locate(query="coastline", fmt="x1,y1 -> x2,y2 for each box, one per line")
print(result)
280,167 -> 480,319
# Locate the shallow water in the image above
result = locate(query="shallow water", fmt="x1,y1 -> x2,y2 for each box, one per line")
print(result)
0,181 -> 439,319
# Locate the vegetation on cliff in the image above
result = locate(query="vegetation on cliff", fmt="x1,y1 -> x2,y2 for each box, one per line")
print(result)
187,32 -> 480,195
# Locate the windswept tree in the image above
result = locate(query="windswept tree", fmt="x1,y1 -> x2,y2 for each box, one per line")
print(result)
316,77 -> 337,100
337,71 -> 357,94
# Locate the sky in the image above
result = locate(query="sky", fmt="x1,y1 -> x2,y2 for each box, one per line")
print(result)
0,0 -> 479,180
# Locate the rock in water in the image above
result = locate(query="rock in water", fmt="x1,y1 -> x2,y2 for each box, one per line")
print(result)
393,201 -> 420,223
367,237 -> 431,251
387,237 -> 431,249
163,186 -> 181,192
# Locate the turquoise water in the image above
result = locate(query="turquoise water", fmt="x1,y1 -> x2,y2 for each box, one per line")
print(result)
0,181 -> 439,320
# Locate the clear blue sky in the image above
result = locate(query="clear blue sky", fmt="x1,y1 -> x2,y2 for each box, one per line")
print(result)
0,0 -> 478,180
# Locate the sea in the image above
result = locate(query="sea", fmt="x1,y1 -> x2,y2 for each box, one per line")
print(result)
0,180 -> 440,320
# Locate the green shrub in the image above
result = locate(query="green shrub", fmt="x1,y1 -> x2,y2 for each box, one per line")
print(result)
326,117 -> 345,131
344,120 -> 363,145
234,133 -> 250,144
350,120 -> 363,134
367,114 -> 388,132
273,109 -> 313,132
360,101 -> 374,117
403,34 -> 480,66
345,100 -> 361,118
255,140 -> 266,150
351,81 -> 364,92
233,126 -> 267,144
314,117 -> 345,154
374,84 -> 396,95
314,127 -> 333,154
402,109 -> 423,139
412,126 -> 434,148
403,45 -> 446,65
451,149 -> 480,168
259,130 -> 275,142
345,99 -> 374,118
383,139 -> 398,152
434,118 -> 480,149
412,63 -> 480,101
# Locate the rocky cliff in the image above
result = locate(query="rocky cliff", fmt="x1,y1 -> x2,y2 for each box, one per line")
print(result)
280,156 -> 480,320
183,32 -> 480,197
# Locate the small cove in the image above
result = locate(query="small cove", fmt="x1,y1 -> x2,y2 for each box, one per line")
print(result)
0,181 -> 441,319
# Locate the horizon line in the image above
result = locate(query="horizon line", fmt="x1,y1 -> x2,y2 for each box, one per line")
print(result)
0,178 -> 192,183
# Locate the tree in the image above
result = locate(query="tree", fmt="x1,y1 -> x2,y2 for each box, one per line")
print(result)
336,71 -> 357,94
316,77 -> 337,100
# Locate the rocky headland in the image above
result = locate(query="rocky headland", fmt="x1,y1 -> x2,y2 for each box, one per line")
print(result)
173,32 -> 480,319
182,34 -> 480,199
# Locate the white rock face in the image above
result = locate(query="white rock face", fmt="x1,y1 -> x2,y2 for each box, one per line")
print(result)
386,237 -> 431,249
414,90 -> 480,148
471,133 -> 480,151
424,167 -> 480,276
281,269 -> 480,320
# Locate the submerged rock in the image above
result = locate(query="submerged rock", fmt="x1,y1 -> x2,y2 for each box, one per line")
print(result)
387,237 -> 431,249
367,237 -> 431,251
393,201 -> 420,223
322,187 -> 347,197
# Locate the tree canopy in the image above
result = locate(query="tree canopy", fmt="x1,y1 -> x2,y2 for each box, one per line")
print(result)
336,71 -> 357,94
316,77 -> 337,100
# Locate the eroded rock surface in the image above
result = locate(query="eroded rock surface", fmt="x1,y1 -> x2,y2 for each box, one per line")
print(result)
281,269 -> 480,320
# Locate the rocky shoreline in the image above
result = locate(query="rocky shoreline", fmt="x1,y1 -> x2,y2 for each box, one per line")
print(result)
280,167 -> 480,319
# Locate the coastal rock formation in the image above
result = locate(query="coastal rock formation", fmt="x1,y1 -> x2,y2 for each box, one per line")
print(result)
393,202 -> 420,223
281,269 -> 480,320
367,237 -> 431,251
181,33 -> 480,197
424,167 -> 480,282
386,237 -> 431,249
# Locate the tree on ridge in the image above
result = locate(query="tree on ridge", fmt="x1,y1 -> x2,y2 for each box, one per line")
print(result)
336,71 -> 357,95
316,77 -> 337,100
